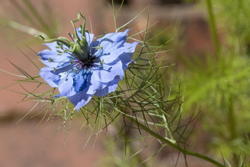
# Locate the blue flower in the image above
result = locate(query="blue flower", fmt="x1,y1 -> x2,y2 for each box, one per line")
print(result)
38,29 -> 138,110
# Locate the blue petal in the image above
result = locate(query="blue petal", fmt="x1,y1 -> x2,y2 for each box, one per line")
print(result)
68,91 -> 92,110
85,76 -> 101,95
40,67 -> 60,87
100,42 -> 138,65
38,49 -> 73,68
85,32 -> 94,45
95,29 -> 129,52
98,29 -> 129,43
51,64 -> 74,75
57,73 -> 77,97
95,76 -> 120,96
119,42 -> 139,69
44,42 -> 58,51
91,61 -> 124,83
73,70 -> 91,92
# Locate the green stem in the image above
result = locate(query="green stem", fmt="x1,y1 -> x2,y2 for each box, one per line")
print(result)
1,20 -> 48,39
206,0 -> 221,56
118,111 -> 226,167
227,95 -> 239,166
228,96 -> 236,140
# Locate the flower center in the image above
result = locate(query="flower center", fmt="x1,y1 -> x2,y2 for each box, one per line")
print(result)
75,53 -> 97,69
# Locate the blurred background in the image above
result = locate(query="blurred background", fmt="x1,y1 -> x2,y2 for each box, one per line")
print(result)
0,0 -> 250,167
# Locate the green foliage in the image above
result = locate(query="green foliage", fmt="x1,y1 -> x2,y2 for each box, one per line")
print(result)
168,0 -> 250,166
214,0 -> 250,54
147,0 -> 250,166
180,53 -> 250,165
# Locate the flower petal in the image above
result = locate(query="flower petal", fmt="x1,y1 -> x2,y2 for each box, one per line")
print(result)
85,32 -> 94,45
95,29 -> 129,51
73,70 -> 91,92
38,49 -> 72,68
44,42 -> 58,51
40,67 -> 60,87
95,76 -> 120,96
91,61 -> 124,83
98,29 -> 129,43
119,42 -> 139,69
100,42 -> 138,65
68,91 -> 92,110
57,73 -> 77,97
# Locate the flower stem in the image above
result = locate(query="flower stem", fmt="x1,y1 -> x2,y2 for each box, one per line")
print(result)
119,111 -> 226,167
206,0 -> 221,56
227,95 -> 240,166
